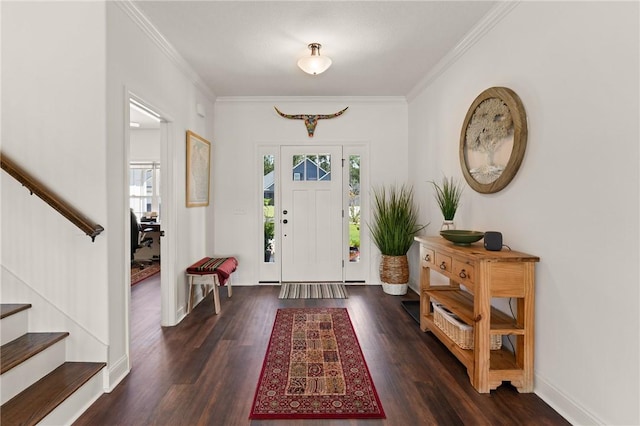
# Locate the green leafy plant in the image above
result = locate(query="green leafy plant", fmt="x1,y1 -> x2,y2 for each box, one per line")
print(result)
264,220 -> 274,252
368,184 -> 427,256
263,198 -> 275,253
430,176 -> 464,220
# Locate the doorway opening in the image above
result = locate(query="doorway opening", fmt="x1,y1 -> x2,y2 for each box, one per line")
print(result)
126,94 -> 178,375
129,161 -> 161,284
129,99 -> 162,287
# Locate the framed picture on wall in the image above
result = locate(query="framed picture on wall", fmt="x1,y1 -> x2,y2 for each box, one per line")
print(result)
459,87 -> 528,194
186,130 -> 211,207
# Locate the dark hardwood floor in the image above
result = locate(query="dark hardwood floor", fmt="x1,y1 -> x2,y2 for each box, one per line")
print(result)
74,277 -> 569,426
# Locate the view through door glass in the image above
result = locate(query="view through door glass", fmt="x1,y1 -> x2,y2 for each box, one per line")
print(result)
263,154 -> 275,263
348,155 -> 361,263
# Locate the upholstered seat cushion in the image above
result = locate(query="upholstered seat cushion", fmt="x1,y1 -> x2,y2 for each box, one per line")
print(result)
186,257 -> 238,285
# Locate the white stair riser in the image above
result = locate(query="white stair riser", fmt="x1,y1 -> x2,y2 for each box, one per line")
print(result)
0,310 -> 28,345
39,369 -> 104,426
0,340 -> 65,405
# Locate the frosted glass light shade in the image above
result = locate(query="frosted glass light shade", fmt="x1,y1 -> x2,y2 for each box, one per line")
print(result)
297,43 -> 332,75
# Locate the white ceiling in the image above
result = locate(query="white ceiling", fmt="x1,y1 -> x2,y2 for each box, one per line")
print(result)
132,1 -> 497,98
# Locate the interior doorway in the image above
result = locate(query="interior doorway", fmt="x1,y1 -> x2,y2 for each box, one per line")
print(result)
129,99 -> 162,289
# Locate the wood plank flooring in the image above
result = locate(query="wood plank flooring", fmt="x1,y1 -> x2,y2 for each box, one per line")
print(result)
74,277 -> 569,425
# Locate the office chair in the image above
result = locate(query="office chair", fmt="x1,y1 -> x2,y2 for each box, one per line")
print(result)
131,210 -> 153,268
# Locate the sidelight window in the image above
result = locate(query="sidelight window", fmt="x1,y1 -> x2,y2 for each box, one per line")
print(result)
263,155 -> 275,263
348,155 -> 360,262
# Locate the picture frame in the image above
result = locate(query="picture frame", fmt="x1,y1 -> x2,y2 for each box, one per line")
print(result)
186,130 -> 211,207
459,87 -> 528,194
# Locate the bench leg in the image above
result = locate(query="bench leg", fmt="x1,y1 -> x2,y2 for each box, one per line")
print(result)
212,283 -> 221,314
187,272 -> 233,315
187,275 -> 195,313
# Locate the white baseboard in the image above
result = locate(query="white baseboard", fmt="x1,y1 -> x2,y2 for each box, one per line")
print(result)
535,373 -> 603,425
105,353 -> 130,392
175,305 -> 186,325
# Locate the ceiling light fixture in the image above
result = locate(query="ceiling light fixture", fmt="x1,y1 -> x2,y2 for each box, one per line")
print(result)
297,43 -> 332,75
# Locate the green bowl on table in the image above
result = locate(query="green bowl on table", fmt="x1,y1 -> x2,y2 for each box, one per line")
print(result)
439,230 -> 485,245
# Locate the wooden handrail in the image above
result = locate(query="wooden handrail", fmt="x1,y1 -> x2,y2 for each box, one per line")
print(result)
1,153 -> 104,242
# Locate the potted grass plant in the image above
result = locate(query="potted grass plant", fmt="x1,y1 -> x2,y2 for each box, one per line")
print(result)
430,176 -> 464,230
368,184 -> 427,295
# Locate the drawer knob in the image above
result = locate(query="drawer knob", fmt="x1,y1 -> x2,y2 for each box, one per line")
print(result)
459,269 -> 467,279
439,261 -> 447,270
424,254 -> 431,261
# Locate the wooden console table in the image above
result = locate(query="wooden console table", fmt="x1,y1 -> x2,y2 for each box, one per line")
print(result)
415,236 -> 539,393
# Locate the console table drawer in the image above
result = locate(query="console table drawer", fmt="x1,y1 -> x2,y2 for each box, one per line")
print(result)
421,247 -> 435,267
453,259 -> 475,286
435,252 -> 452,273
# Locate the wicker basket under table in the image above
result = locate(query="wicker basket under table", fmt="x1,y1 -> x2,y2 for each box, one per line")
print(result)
432,302 -> 502,350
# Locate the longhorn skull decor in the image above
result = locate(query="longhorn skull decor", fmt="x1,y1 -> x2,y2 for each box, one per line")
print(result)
274,106 -> 348,137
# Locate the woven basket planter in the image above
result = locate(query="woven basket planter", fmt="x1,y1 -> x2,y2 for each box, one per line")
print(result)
379,254 -> 409,295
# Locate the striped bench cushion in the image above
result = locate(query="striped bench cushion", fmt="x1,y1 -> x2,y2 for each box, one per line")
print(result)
186,257 -> 238,285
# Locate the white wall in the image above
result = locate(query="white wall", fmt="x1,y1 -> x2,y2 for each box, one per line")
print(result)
106,1 -> 215,385
1,0 -> 216,391
213,97 -> 408,285
408,2 -> 639,425
1,1 -> 109,359
130,129 -> 160,162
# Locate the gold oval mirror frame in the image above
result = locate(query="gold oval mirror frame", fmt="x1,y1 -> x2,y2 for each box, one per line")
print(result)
459,87 -> 527,194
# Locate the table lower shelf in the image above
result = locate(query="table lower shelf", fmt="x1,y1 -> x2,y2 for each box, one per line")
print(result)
426,289 -> 525,335
422,313 -> 524,392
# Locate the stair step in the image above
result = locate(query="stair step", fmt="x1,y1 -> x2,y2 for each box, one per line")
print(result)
1,304 -> 31,346
1,362 -> 106,426
0,303 -> 32,319
1,332 -> 69,374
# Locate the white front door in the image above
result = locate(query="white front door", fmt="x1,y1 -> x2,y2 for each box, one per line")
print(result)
281,146 -> 343,281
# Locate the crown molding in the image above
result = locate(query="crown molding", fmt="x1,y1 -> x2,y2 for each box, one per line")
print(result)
215,96 -> 407,105
114,0 -> 216,102
406,1 -> 521,101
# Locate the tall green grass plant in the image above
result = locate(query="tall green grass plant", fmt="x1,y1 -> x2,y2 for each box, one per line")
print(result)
368,184 -> 427,256
430,176 -> 464,220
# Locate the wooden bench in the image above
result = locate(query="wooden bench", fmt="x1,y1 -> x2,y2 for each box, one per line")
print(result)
186,257 -> 237,314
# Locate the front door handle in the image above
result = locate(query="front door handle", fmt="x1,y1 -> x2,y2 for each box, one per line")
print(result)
283,219 -> 288,224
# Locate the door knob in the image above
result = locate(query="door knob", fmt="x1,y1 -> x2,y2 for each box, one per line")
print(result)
283,219 -> 288,224
283,210 -> 288,215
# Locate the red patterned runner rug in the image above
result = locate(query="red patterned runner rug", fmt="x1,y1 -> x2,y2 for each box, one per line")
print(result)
249,308 -> 385,420
131,262 -> 160,285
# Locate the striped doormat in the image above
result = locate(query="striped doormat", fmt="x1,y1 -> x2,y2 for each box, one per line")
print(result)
278,283 -> 348,299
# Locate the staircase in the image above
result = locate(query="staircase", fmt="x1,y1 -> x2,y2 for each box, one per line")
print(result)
0,303 -> 105,426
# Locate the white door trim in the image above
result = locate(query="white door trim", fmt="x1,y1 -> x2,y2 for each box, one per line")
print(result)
124,90 -> 177,375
